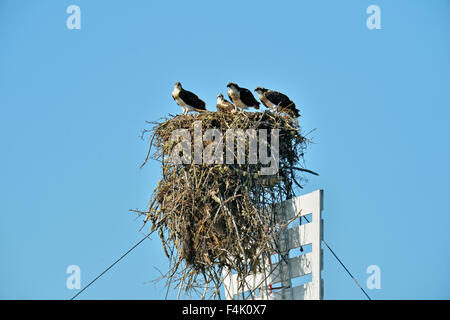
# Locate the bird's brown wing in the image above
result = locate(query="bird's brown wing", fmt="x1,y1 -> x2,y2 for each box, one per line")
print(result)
265,90 -> 299,117
264,90 -> 291,107
179,89 -> 206,110
239,88 -> 260,109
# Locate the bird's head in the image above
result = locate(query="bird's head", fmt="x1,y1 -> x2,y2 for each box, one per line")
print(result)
227,82 -> 238,89
254,87 -> 268,94
174,82 -> 182,89
217,93 -> 224,99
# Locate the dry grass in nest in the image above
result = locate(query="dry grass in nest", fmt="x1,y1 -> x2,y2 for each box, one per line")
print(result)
134,110 -> 317,299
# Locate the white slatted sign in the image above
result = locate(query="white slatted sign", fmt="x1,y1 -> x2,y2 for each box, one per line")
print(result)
222,190 -> 324,300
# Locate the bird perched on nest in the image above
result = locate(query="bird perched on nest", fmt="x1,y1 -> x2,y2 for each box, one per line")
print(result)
227,82 -> 260,110
216,93 -> 236,113
172,82 -> 206,115
254,87 -> 300,118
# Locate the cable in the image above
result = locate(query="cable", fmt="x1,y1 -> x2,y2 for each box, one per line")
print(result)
70,232 -> 151,300
321,239 -> 372,300
301,216 -> 371,300
70,220 -> 371,300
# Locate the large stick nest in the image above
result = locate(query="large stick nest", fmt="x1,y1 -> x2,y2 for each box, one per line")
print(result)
135,110 -> 316,299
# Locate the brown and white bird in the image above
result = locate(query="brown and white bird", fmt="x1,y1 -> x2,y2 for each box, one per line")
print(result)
171,82 -> 206,115
216,94 -> 236,113
254,87 -> 300,117
227,82 -> 260,110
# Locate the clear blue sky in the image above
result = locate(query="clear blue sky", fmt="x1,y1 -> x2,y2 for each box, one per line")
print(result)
0,0 -> 449,300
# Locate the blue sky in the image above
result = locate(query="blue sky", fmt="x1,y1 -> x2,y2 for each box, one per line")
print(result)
0,0 -> 449,300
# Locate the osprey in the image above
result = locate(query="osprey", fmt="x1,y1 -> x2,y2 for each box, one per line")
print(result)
172,82 -> 206,115
227,82 -> 260,110
254,87 -> 300,117
216,94 -> 236,113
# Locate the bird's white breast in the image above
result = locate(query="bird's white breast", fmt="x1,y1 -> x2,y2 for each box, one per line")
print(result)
228,87 -> 244,107
172,87 -> 186,106
172,87 -> 180,98
228,86 -> 239,98
255,92 -> 273,109
262,96 -> 276,109
177,98 -> 187,106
